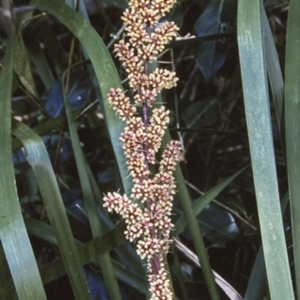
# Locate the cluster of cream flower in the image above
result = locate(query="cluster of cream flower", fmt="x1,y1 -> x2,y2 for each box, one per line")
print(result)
103,0 -> 181,298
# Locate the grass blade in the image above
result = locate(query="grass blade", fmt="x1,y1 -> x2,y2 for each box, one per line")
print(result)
27,38 -> 55,91
25,218 -> 149,295
13,30 -> 38,98
0,244 -> 18,300
12,120 -> 91,300
173,166 -> 247,236
0,36 -> 47,299
31,0 -> 131,194
62,73 -> 122,300
170,146 -> 221,299
285,0 -> 300,295
237,1 -> 294,299
262,8 -> 284,132
244,247 -> 267,300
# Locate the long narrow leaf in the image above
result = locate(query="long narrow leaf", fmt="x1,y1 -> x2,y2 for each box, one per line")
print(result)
0,244 -> 18,300
166,135 -> 221,299
173,166 -> 248,236
25,218 -> 149,295
285,0 -> 300,295
237,1 -> 294,299
0,36 -> 47,299
244,248 -> 267,300
62,74 -> 122,300
262,8 -> 284,132
31,0 -> 131,194
245,192 -> 290,300
27,38 -> 55,91
12,120 -> 91,300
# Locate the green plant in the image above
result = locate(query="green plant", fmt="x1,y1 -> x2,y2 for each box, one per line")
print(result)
0,0 -> 299,299
102,1 -> 181,298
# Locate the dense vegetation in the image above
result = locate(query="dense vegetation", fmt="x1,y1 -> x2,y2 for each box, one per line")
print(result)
0,0 -> 298,299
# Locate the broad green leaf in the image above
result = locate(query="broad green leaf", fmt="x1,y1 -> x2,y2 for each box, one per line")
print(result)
12,120 -> 91,300
285,0 -> 300,295
194,0 -> 236,81
113,261 -> 148,295
0,35 -> 47,300
237,1 -> 294,299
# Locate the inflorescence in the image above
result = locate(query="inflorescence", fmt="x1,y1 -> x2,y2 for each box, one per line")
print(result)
103,0 -> 181,299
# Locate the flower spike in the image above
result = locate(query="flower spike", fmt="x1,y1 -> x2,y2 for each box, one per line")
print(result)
103,0 -> 181,298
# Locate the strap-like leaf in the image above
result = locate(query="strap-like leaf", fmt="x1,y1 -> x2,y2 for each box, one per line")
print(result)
12,120 -> 91,300
0,36 -> 47,300
31,0 -> 132,194
285,0 -> 300,295
237,1 -> 294,299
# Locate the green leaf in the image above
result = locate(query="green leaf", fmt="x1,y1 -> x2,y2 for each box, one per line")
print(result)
173,166 -> 247,236
285,0 -> 300,295
244,248 -> 267,300
181,99 -> 219,128
13,29 -> 38,98
237,1 -> 294,299
62,71 -> 122,300
0,244 -> 18,300
26,37 -> 55,91
194,0 -> 236,81
12,120 -> 91,300
36,223 -> 127,284
0,35 -> 47,300
34,18 -> 69,74
26,219 -> 148,294
164,135 -> 221,300
180,99 -> 219,140
261,8 -> 284,132
31,0 -> 131,194
245,193 -> 290,300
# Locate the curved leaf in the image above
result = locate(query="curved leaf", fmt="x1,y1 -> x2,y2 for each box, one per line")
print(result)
62,73 -> 122,300
0,36 -> 46,299
31,0 -> 131,194
174,166 -> 247,236
12,120 -> 91,300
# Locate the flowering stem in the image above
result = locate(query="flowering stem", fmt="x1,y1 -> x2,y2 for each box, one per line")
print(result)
103,1 -> 181,298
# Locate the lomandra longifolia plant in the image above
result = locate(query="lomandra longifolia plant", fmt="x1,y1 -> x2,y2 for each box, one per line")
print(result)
103,0 -> 181,299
